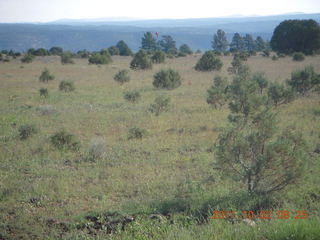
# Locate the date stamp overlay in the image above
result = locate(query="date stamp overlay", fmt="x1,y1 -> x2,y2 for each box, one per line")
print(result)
211,210 -> 309,220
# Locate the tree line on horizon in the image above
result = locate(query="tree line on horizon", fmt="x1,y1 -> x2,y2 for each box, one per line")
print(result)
1,19 -> 319,65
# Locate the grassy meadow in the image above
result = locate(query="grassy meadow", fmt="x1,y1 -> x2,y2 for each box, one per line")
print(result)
0,53 -> 320,239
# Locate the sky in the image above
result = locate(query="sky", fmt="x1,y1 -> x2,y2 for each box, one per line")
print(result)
0,0 -> 319,23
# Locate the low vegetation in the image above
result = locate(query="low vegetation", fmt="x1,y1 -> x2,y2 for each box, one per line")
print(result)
0,34 -> 320,239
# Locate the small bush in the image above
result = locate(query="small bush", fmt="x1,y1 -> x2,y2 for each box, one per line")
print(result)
128,127 -> 147,140
271,55 -> 278,61
61,53 -> 74,64
261,49 -> 270,57
88,53 -> 112,65
39,88 -> 48,98
37,105 -> 57,115
124,90 -> 141,103
149,95 -> 171,116
114,69 -> 130,85
21,54 -> 34,63
195,51 -> 223,71
50,130 -> 80,150
153,69 -> 182,90
87,138 -> 106,162
108,46 -> 120,56
130,50 -> 152,70
288,66 -> 320,95
179,44 -> 193,55
292,52 -> 305,61
151,50 -> 166,63
39,69 -> 55,82
18,124 -> 38,140
59,81 -> 75,92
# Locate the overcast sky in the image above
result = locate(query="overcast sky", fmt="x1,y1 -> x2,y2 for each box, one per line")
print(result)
0,0 -> 319,23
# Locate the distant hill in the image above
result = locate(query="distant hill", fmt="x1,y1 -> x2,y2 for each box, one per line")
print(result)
0,13 -> 319,52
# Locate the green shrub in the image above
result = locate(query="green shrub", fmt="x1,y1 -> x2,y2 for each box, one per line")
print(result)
179,44 -> 193,55
287,66 -> 320,95
116,40 -> 133,56
18,124 -> 38,140
271,55 -> 278,61
292,52 -> 305,61
206,76 -> 228,109
21,54 -> 34,63
128,127 -> 147,140
268,82 -> 295,106
108,46 -> 120,56
149,95 -> 171,116
39,88 -> 48,98
59,81 -> 75,92
153,69 -> 182,90
195,51 -> 223,71
151,50 -> 166,63
130,50 -> 152,70
39,69 -> 55,82
88,53 -> 112,65
114,69 -> 130,85
61,53 -> 74,64
50,130 -> 80,150
261,49 -> 270,57
124,90 -> 141,103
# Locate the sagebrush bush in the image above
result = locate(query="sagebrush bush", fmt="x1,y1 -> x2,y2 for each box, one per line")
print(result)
149,95 -> 171,116
59,81 -> 75,92
153,69 -> 182,90
292,52 -> 305,61
124,90 -> 141,103
39,69 -> 54,82
18,124 -> 37,140
39,88 -> 48,98
87,138 -> 106,162
50,130 -> 80,150
128,127 -> 147,140
130,50 -> 152,70
21,54 -> 34,63
151,50 -> 166,63
88,53 -> 112,65
114,70 -> 130,85
195,51 -> 223,71
37,105 -> 57,115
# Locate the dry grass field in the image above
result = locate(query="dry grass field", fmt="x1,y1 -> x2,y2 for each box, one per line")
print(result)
0,53 -> 320,239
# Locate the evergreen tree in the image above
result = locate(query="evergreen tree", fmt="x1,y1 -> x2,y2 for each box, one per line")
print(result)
230,33 -> 244,52
141,32 -> 157,51
243,34 -> 256,52
212,29 -> 229,52
255,36 -> 266,52
159,35 -> 177,53
116,40 -> 133,56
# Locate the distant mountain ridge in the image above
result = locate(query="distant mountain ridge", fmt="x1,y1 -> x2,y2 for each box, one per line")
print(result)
0,13 -> 319,52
